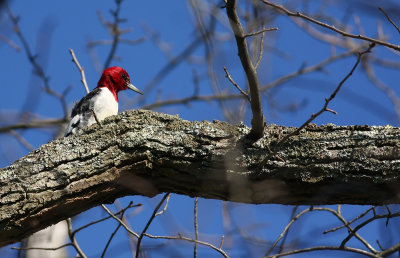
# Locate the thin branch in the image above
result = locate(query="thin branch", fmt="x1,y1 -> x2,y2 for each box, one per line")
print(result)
265,206 -> 379,257
266,245 -> 378,258
72,202 -> 141,237
258,43 -> 375,170
101,208 -> 126,258
278,206 -> 298,253
324,206 -> 374,234
91,109 -> 102,126
155,193 -> 170,217
226,0 -> 265,140
11,243 -> 73,252
194,197 -> 199,258
0,118 -> 67,134
5,1 -> 69,117
378,241 -> 400,257
219,236 -> 225,250
245,27 -> 278,38
384,205 -> 391,226
290,18 -> 349,48
260,44 -> 367,91
143,233 -> 229,258
255,26 -> 266,70
265,207 -> 312,256
0,33 -> 21,51
370,56 -> 400,70
103,0 -> 124,69
362,57 -> 400,121
376,240 -> 385,251
139,37 -> 202,98
141,23 -> 174,60
261,0 -> 400,51
67,218 -> 87,258
114,200 -> 139,257
87,38 -> 145,48
101,204 -> 140,238
69,48 -> 90,94
9,130 -> 35,151
135,193 -> 170,258
223,67 -> 250,102
340,210 -> 400,248
141,46 -> 367,111
378,7 -> 400,35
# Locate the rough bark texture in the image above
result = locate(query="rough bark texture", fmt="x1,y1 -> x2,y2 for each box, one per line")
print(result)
1,109 -> 399,247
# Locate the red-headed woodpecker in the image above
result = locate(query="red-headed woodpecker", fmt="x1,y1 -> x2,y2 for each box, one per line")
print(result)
65,66 -> 142,136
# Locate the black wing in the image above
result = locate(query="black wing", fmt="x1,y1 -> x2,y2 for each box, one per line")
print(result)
71,88 -> 101,117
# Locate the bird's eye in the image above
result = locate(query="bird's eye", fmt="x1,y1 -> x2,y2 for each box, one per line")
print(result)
121,74 -> 128,82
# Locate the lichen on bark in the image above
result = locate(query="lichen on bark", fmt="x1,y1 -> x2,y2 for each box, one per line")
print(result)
0,109 -> 399,247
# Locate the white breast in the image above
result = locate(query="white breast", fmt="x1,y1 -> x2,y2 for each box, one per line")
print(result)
92,87 -> 119,122
65,87 -> 119,136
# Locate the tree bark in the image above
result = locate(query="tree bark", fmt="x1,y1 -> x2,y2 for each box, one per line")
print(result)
1,109 -> 399,247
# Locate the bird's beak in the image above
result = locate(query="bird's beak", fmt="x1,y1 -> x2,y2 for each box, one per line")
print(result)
127,83 -> 143,95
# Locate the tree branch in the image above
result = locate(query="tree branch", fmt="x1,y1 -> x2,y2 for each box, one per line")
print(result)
226,0 -> 265,141
261,0 -> 400,52
1,109 -> 400,247
69,48 -> 90,94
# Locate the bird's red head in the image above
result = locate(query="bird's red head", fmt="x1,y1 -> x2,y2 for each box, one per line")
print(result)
97,66 -> 142,102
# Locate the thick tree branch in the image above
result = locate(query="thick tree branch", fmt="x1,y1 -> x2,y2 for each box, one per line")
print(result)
1,109 -> 400,247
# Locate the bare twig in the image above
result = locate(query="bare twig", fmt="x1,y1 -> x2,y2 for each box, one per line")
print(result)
141,46 -> 367,111
67,218 -> 87,258
245,27 -> 278,38
87,38 -> 145,48
265,207 -> 311,256
194,197 -> 199,258
143,233 -> 229,258
102,204 -> 140,238
378,241 -> 400,257
139,37 -> 202,98
9,130 -> 35,151
278,206 -> 298,253
5,1 -> 69,118
11,243 -> 73,252
258,43 -> 375,170
266,245 -> 377,258
226,0 -> 264,140
362,58 -> 400,121
223,67 -> 250,102
135,193 -> 170,258
114,200 -> 139,257
69,48 -> 90,94
91,109 -> 102,126
0,118 -> 67,134
103,0 -> 124,69
155,193 -> 170,216
260,45 -> 368,90
0,33 -> 21,51
265,206 -> 380,257
384,205 -> 391,226
261,0 -> 400,52
255,26 -> 266,70
324,206 -> 374,234
219,235 -> 225,250
101,207 -> 127,258
340,209 -> 400,249
378,7 -> 400,35
72,202 -> 141,236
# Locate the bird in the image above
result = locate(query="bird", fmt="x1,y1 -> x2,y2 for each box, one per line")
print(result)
65,66 -> 142,136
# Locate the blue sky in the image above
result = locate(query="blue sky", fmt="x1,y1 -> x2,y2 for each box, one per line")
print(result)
1,0 -> 400,257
